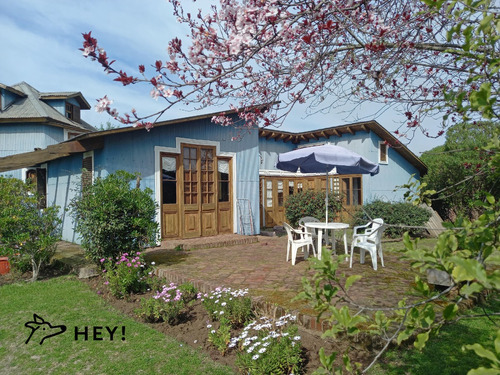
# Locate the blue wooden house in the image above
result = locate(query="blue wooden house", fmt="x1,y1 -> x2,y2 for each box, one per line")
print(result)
0,96 -> 426,242
0,82 -> 95,204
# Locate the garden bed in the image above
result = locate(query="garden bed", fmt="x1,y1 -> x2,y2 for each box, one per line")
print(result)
81,274 -> 375,374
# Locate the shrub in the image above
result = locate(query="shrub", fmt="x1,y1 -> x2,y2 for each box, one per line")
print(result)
285,190 -> 342,227
353,200 -> 431,238
102,252 -> 152,298
230,314 -> 303,375
69,170 -> 159,265
0,177 -> 61,281
136,282 -> 195,324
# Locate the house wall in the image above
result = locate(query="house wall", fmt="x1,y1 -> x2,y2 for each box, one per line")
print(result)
46,119 -> 261,242
0,123 -> 64,179
2,89 -> 19,110
43,98 -> 81,116
259,129 -> 421,203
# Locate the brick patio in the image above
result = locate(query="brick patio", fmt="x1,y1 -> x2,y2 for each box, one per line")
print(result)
146,234 -> 416,333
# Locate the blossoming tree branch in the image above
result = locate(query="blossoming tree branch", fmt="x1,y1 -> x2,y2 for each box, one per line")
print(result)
82,0 -> 499,140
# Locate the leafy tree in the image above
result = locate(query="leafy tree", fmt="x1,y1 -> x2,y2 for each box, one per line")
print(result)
0,177 -> 61,281
78,0 -> 500,372
81,0 -> 498,140
421,121 -> 500,221
69,170 -> 159,265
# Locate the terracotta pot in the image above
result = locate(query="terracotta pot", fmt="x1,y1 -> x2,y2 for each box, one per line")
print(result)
0,256 -> 10,275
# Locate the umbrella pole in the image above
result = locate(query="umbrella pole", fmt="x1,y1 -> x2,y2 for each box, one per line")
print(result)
325,170 -> 329,223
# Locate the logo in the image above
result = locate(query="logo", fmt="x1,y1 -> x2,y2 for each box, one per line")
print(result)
24,314 -> 67,345
24,313 -> 126,344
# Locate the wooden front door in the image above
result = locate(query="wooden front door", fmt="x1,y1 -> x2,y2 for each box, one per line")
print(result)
181,145 -> 219,238
161,145 -> 232,239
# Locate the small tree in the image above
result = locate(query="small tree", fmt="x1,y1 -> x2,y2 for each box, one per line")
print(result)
69,170 -> 159,265
0,177 -> 61,281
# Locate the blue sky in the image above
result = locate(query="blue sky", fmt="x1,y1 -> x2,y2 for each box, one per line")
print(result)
1,0 -> 445,155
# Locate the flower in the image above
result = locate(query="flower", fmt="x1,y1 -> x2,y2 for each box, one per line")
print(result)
293,335 -> 301,341
252,354 -> 260,360
258,347 -> 267,354
151,261 -> 156,265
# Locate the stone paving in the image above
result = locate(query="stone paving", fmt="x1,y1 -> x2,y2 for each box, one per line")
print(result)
146,234 -> 417,332
55,234 -> 418,332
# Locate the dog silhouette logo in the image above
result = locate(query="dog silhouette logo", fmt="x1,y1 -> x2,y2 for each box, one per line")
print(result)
25,314 -> 67,345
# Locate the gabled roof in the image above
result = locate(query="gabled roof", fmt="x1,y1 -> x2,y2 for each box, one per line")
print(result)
259,120 -> 427,175
0,82 -> 95,132
0,109 -> 427,175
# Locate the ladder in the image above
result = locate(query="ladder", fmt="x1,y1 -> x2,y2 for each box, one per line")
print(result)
237,198 -> 254,235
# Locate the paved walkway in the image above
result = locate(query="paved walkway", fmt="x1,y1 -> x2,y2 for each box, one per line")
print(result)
146,234 -> 416,332
54,234 -> 416,332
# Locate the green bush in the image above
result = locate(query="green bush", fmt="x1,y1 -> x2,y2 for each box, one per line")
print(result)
353,200 -> 431,238
69,170 -> 159,265
0,177 -> 61,281
284,190 -> 342,227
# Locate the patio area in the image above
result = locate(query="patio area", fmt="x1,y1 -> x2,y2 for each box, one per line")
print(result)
145,234 -> 419,332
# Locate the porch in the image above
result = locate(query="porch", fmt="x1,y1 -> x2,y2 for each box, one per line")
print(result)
145,234 -> 417,332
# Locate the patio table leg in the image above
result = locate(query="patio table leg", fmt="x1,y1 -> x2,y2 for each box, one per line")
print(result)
317,229 -> 323,260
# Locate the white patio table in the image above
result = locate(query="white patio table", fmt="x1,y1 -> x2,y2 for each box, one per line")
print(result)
304,222 -> 349,260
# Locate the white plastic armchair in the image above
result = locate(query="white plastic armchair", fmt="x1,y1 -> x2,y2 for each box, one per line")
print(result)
298,216 -> 320,243
283,222 -> 316,266
350,218 -> 385,270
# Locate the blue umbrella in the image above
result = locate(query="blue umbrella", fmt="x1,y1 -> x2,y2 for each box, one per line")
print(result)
276,143 -> 379,222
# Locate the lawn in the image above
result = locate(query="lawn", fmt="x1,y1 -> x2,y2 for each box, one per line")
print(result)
0,276 -> 234,375
368,294 -> 500,375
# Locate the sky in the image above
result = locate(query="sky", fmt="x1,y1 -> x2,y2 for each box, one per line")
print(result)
1,0 -> 445,155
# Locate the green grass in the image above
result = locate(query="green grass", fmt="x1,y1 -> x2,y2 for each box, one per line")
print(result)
368,294 -> 500,375
0,276 -> 234,375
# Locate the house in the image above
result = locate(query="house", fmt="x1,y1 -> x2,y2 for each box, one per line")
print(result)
258,122 -> 427,227
0,82 -> 96,205
0,103 -> 426,243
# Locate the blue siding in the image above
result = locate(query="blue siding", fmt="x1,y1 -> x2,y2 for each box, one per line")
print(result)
47,119 -> 261,242
259,129 -> 421,203
0,123 -> 64,179
47,154 -> 84,242
2,90 -> 19,110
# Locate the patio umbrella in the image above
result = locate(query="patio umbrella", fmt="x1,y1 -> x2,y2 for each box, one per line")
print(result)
276,143 -> 379,222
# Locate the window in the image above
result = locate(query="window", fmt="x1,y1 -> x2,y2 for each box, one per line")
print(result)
288,181 -> 294,196
162,156 -> 177,204
277,180 -> 284,207
183,147 -> 198,205
218,159 -> 230,202
26,168 -> 47,209
266,180 -> 273,208
66,102 -> 80,123
379,141 -> 388,164
82,151 -> 93,191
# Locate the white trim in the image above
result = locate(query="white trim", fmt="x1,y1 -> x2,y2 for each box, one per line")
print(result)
378,141 -> 389,164
154,138 -> 237,240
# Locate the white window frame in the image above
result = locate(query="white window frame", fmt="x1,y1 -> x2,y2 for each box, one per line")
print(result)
378,141 -> 389,164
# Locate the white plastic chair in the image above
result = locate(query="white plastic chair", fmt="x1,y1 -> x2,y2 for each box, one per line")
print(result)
350,218 -> 385,270
283,222 -> 316,265
298,216 -> 320,243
